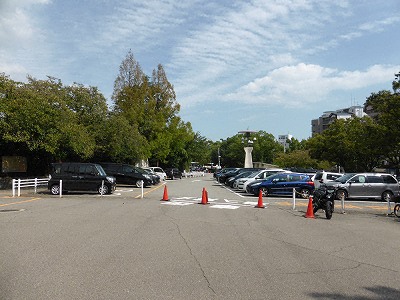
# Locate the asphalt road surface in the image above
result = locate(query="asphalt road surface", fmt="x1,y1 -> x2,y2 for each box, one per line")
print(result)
1,174 -> 400,299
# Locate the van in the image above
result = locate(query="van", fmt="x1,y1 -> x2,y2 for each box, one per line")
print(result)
99,163 -> 153,187
325,173 -> 400,201
48,163 -> 116,195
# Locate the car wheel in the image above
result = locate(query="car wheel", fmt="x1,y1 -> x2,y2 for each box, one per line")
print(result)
382,191 -> 393,202
50,184 -> 60,195
260,187 -> 269,197
299,188 -> 311,199
98,184 -> 109,195
336,189 -> 347,201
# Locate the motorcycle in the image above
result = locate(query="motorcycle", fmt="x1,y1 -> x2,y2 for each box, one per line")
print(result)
312,184 -> 336,219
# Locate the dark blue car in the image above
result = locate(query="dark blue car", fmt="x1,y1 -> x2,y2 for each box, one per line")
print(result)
246,173 -> 314,199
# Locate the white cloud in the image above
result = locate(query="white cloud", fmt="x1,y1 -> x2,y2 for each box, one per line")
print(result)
226,64 -> 400,107
0,0 -> 50,79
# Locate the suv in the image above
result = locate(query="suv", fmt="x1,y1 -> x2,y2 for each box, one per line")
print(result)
313,171 -> 343,189
246,173 -> 314,198
48,162 -> 116,195
165,168 -> 182,179
99,163 -> 153,187
325,173 -> 400,201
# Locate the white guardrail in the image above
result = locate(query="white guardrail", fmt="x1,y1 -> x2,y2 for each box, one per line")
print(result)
12,177 -> 50,197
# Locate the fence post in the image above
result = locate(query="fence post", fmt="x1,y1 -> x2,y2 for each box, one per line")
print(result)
101,180 -> 104,196
34,178 -> 38,194
12,179 -> 15,197
17,178 -> 21,197
292,188 -> 296,210
59,180 -> 63,198
341,197 -> 346,214
387,199 -> 392,215
141,180 -> 144,198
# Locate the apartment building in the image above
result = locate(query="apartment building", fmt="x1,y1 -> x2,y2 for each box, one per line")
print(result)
311,105 -> 366,136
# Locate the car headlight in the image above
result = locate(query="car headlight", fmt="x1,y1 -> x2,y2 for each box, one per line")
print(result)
106,176 -> 115,183
144,174 -> 150,179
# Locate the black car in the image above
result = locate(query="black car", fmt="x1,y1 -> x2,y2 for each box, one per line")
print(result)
48,162 -> 116,195
99,163 -> 153,187
218,168 -> 263,184
225,170 -> 254,188
165,168 -> 183,179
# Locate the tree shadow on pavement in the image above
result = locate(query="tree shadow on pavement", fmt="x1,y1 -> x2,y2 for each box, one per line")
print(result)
308,285 -> 400,300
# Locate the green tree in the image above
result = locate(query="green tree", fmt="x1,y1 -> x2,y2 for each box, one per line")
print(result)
308,117 -> 382,172
364,85 -> 400,168
112,51 -> 190,166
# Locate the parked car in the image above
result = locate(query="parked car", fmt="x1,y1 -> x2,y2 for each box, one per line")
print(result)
246,173 -> 314,199
313,171 -> 343,189
143,168 -> 161,184
214,168 -> 240,180
48,162 -> 116,195
237,169 -> 288,191
325,173 -> 400,201
99,163 -> 153,187
165,168 -> 183,179
148,167 -> 167,181
218,168 -> 263,184
226,171 -> 254,188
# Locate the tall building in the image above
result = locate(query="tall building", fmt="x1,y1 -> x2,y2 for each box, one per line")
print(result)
311,105 -> 366,136
277,134 -> 293,152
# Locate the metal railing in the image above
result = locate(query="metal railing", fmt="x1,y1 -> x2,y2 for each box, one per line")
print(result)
12,177 -> 50,197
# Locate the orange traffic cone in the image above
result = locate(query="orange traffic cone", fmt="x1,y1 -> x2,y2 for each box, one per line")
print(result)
255,189 -> 265,208
305,196 -> 315,218
200,187 -> 208,205
161,185 -> 169,201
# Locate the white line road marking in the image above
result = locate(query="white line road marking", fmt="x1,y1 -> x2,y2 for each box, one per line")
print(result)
211,205 -> 240,209
161,201 -> 193,206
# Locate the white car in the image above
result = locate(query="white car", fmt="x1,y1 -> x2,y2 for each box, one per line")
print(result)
237,169 -> 288,191
313,171 -> 342,189
148,167 -> 167,181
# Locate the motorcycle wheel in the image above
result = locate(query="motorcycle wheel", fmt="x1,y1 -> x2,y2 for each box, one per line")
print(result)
394,204 -> 400,218
325,201 -> 333,220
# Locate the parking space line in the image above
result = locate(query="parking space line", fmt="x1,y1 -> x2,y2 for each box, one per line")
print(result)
0,197 -> 42,207
134,183 -> 166,198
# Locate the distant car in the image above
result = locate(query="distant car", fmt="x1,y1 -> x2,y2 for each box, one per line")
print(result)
218,168 -> 263,184
324,173 -> 400,201
165,168 -> 183,179
237,169 -> 288,191
99,163 -> 153,187
313,171 -> 342,189
147,167 -> 167,181
246,173 -> 314,199
142,168 -> 161,184
226,171 -> 254,188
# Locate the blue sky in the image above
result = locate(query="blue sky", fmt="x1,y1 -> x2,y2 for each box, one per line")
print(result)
1,0 -> 399,142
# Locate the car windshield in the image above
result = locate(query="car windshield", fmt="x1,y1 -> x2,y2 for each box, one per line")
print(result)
334,173 -> 355,183
96,165 -> 107,176
135,167 -> 146,174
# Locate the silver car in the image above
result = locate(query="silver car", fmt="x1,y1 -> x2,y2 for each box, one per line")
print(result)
325,173 -> 400,201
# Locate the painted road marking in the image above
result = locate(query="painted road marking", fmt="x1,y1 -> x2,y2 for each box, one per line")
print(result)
0,197 -> 42,207
211,204 -> 240,209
